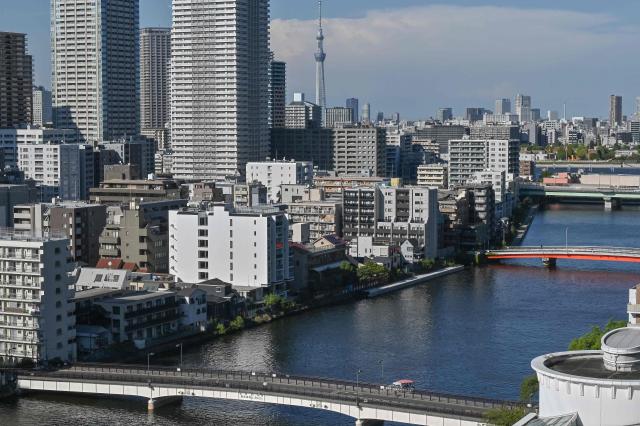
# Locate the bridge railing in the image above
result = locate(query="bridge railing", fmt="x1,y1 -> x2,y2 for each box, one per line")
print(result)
12,363 -> 525,413
487,246 -> 640,254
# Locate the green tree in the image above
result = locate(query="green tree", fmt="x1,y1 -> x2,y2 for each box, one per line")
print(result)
215,323 -> 227,335
419,258 -> 436,272
263,294 -> 282,309
520,375 -> 539,402
483,407 -> 527,426
357,262 -> 390,285
568,320 -> 626,350
229,316 -> 245,331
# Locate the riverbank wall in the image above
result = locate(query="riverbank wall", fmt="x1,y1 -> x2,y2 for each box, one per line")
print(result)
366,266 -> 465,298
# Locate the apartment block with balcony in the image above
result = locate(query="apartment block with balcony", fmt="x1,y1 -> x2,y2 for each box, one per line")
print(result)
448,138 -> 519,188
0,230 -> 76,364
417,164 -> 448,188
98,199 -> 187,273
333,127 -> 386,177
288,201 -> 343,240
13,201 -> 106,267
95,291 -> 178,343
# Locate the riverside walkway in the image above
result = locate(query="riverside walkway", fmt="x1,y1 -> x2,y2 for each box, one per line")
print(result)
6,363 -> 528,425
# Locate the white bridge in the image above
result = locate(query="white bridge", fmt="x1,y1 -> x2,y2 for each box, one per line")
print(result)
6,363 -> 529,425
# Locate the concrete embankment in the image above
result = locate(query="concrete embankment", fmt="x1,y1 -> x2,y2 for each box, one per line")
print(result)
511,205 -> 538,246
365,266 -> 465,298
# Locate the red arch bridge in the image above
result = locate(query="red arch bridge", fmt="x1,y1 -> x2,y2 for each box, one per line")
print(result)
485,246 -> 640,266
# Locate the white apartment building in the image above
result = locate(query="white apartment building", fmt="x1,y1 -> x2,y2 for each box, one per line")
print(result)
417,164 -> 448,188
246,161 -> 313,203
0,230 -> 76,364
171,0 -> 270,180
285,93 -> 322,129
51,0 -> 139,143
447,138 -> 519,188
32,86 -> 53,127
169,204 -> 291,294
0,127 -> 76,168
18,143 -> 94,200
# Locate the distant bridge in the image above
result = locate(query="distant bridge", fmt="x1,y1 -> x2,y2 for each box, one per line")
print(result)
486,246 -> 640,265
6,363 -> 528,426
519,184 -> 640,209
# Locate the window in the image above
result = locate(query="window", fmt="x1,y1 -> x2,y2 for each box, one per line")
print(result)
198,250 -> 208,259
198,229 -> 208,237
113,307 -> 120,314
198,272 -> 208,280
198,240 -> 208,248
198,261 -> 208,269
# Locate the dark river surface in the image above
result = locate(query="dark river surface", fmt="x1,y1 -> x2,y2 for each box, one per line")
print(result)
1,205 -> 639,425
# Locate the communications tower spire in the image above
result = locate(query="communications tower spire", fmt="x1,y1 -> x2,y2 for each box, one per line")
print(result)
315,0 -> 327,109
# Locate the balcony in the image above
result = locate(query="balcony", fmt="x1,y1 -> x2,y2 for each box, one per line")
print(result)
99,235 -> 120,245
124,310 -> 180,332
628,304 -> 640,314
124,300 -> 178,319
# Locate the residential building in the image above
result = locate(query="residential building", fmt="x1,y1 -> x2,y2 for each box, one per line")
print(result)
465,108 -> 488,123
314,176 -> 385,200
288,201 -> 343,240
89,176 -> 183,205
447,138 -> 519,187
0,230 -> 76,364
515,94 -> 532,122
176,287 -> 207,332
140,28 -> 171,147
469,125 -> 520,140
417,164 -> 448,188
519,160 -> 535,178
246,160 -> 313,203
269,60 -> 286,128
342,186 -> 439,260
171,0 -> 270,180
280,184 -> 324,204
98,198 -> 187,273
0,184 -> 34,228
325,107 -> 354,128
0,127 -> 76,168
291,235 -> 350,292
32,86 -> 52,127
333,127 -> 386,177
270,128 -> 334,171
98,137 -> 155,178
412,125 -> 467,154
436,108 -> 453,123
610,95 -> 623,127
169,204 -> 292,294
13,201 -> 107,266
346,98 -> 359,123
285,93 -> 322,129
494,99 -> 511,114
18,143 -> 95,200
0,32 -> 32,128
232,182 -> 268,208
51,0 -> 139,143
362,103 -> 371,124
94,291 -> 179,343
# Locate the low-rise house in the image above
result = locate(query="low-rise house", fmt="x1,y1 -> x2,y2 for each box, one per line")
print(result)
290,235 -> 351,292
177,287 -> 207,332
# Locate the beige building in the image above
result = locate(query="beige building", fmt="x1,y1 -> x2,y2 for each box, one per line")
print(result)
288,201 -> 343,240
417,164 -> 448,188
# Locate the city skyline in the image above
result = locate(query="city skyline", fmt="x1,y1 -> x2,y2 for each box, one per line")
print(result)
3,0 -> 640,119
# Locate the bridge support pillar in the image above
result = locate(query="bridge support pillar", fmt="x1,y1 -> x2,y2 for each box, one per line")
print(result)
148,395 -> 182,412
355,420 -> 383,426
542,258 -> 556,268
604,198 -> 620,211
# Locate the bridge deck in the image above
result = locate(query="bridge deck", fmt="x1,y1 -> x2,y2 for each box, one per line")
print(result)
486,246 -> 640,263
11,363 -> 525,421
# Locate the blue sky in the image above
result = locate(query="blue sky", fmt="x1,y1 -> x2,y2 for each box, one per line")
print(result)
3,0 -> 640,119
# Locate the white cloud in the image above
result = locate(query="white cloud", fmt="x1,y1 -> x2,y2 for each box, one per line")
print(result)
272,5 -> 640,118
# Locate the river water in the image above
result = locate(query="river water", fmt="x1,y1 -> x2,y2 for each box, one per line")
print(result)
1,205 -> 640,425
